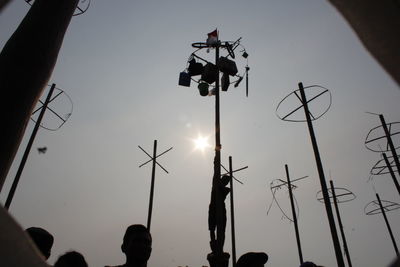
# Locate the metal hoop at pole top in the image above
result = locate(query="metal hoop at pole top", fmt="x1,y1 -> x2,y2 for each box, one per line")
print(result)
25,0 -> 91,16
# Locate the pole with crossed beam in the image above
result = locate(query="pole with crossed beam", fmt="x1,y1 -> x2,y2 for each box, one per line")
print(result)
298,82 -> 345,267
270,165 -> 308,265
4,84 -> 56,210
329,180 -> 353,267
221,156 -> 247,267
138,140 -> 172,231
382,153 -> 400,197
376,193 -> 399,256
379,115 -> 400,178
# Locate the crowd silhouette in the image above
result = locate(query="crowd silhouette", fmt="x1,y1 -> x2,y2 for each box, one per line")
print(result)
25,227 -> 54,260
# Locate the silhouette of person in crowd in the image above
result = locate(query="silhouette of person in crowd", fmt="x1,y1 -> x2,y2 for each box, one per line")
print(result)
389,256 -> 400,267
25,227 -> 54,260
208,171 -> 231,253
106,224 -> 152,267
236,252 -> 269,267
300,261 -> 324,267
54,251 -> 88,267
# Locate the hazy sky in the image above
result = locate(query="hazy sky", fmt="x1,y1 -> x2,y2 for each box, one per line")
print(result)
1,1 -> 400,267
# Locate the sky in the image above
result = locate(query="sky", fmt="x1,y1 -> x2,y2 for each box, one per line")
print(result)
1,1 -> 400,267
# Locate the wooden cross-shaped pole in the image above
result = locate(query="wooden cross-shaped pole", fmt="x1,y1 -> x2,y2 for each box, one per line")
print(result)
138,140 -> 172,231
221,157 -> 247,267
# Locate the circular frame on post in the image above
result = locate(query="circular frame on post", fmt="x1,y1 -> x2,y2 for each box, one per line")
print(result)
30,85 -> 73,131
276,85 -> 332,122
370,154 -> 400,175
365,122 -> 400,152
316,187 -> 356,204
25,0 -> 91,16
365,199 -> 400,215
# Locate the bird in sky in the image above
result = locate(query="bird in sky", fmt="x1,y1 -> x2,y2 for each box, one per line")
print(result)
37,147 -> 47,154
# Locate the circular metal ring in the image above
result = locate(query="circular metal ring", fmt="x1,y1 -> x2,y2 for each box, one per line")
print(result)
365,122 -> 400,152
316,187 -> 356,204
365,199 -> 400,215
25,0 -> 91,16
191,42 -> 211,48
276,85 -> 332,122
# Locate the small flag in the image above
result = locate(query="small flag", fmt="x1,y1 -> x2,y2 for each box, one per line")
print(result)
206,29 -> 218,45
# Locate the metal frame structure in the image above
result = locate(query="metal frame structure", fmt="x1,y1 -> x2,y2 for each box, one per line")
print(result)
30,84 -> 73,131
366,115 -> 400,198
268,166 -> 308,265
365,194 -> 400,256
276,82 -> 345,267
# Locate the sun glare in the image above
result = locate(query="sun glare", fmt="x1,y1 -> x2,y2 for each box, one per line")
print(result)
193,135 -> 211,152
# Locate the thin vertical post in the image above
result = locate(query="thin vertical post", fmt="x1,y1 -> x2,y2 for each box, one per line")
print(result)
298,82 -> 345,267
213,41 -> 225,255
330,180 -> 352,267
382,153 -> 400,197
229,156 -> 237,267
215,40 -> 221,154
5,83 -> 56,210
147,139 -> 157,231
379,115 -> 400,177
285,164 -> 303,265
376,193 -> 399,256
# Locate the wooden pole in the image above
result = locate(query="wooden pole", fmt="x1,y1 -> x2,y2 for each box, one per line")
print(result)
5,84 -> 56,210
379,115 -> 400,177
330,180 -> 352,267
147,140 -> 157,231
229,156 -> 236,267
382,153 -> 400,197
376,193 -> 399,256
285,164 -> 303,265
214,42 -> 225,254
298,82 -> 345,267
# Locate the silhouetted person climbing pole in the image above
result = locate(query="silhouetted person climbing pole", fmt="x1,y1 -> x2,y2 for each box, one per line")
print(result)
0,0 -> 79,192
209,171 -> 231,250
208,156 -> 231,267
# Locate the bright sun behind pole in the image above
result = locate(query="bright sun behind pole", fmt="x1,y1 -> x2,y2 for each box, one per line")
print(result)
193,134 -> 211,152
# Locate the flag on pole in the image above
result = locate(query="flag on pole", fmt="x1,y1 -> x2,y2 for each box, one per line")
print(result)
206,29 -> 218,45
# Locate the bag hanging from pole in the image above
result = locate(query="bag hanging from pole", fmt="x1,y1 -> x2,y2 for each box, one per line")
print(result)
221,72 -> 230,91
201,63 -> 218,84
188,58 -> 204,76
179,72 -> 191,87
217,57 -> 238,76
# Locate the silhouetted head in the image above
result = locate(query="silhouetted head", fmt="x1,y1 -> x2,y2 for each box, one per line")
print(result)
25,227 -> 54,260
300,262 -> 316,267
54,251 -> 88,267
236,252 -> 268,267
389,256 -> 400,267
121,224 -> 152,264
300,262 -> 324,267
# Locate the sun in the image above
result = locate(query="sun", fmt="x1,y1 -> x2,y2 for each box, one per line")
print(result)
193,134 -> 211,152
